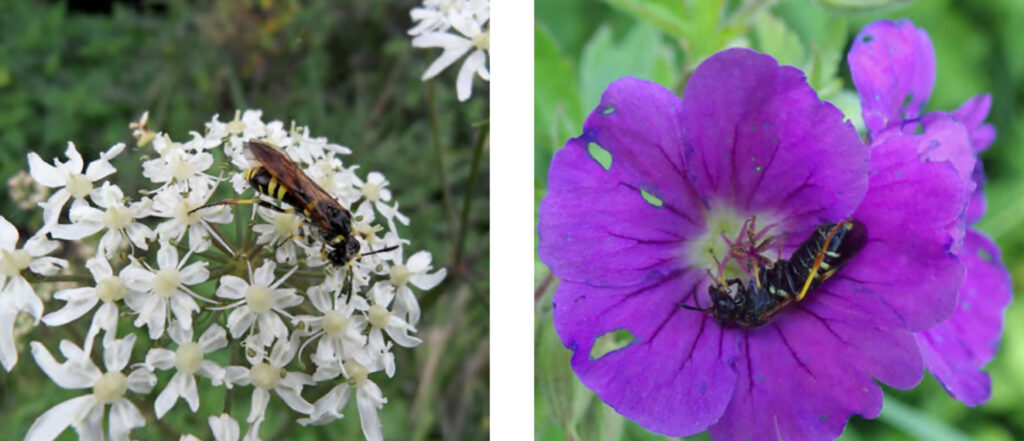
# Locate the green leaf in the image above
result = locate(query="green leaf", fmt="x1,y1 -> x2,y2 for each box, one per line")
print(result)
878,394 -> 973,441
752,12 -> 806,67
536,314 -> 584,434
815,0 -> 915,16
601,0 -> 691,40
579,23 -> 663,111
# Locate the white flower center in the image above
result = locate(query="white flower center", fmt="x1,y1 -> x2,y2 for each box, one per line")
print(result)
153,268 -> 182,298
96,276 -> 127,303
66,172 -> 93,199
0,249 -> 31,277
321,310 -> 349,338
249,362 -> 282,390
103,205 -> 133,231
92,371 -> 127,404
169,152 -> 197,182
175,341 -> 204,374
273,213 -> 301,239
686,205 -> 783,280
389,264 -> 411,287
473,30 -> 489,51
245,284 -> 274,313
362,182 -> 381,202
226,120 -> 246,135
368,304 -> 392,329
344,360 -> 369,387
173,199 -> 200,225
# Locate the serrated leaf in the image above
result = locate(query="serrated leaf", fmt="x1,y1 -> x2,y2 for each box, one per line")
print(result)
579,23 -> 663,111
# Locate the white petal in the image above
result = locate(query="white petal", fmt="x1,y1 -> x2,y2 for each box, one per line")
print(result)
170,294 -> 199,330
25,395 -> 96,441
105,333 -> 136,372
53,285 -> 97,302
122,266 -> 155,286
157,242 -> 178,270
180,261 -> 210,285
221,366 -> 250,387
356,386 -> 386,441
395,286 -> 421,325
28,152 -> 66,188
198,360 -> 225,383
0,216 -> 17,251
85,157 -> 117,182
456,50 -> 482,101
248,388 -> 271,423
109,399 -> 145,441
199,324 -> 228,353
254,260 -> 277,286
225,306 -> 253,338
411,267 -> 446,290
0,299 -> 19,370
126,223 -> 155,249
30,341 -> 98,388
168,320 -> 191,345
9,276 -> 44,321
183,372 -> 200,411
145,348 -> 176,370
85,256 -> 114,281
75,401 -> 105,441
40,190 -> 72,233
406,250 -> 432,272
42,294 -> 98,326
275,386 -> 314,415
155,372 -> 183,418
127,367 -> 157,393
259,313 -> 289,349
64,142 -> 84,173
51,221 -> 104,240
209,414 -> 240,441
385,323 -> 423,348
216,276 -> 249,299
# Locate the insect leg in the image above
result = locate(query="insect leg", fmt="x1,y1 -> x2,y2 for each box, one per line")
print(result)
189,198 -> 291,215
680,283 -> 709,312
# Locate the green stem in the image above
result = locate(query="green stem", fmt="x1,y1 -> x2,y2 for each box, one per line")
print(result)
26,274 -> 92,284
453,122 -> 489,269
428,78 -> 456,229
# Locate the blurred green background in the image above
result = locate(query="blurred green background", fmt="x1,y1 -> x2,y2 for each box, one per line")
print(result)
535,0 -> 1024,440
0,1 -> 489,440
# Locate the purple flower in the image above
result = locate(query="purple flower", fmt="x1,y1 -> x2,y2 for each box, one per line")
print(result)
849,19 -> 1012,406
539,48 -> 975,440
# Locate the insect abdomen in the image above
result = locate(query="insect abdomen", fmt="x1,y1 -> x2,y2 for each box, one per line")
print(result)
246,167 -> 302,209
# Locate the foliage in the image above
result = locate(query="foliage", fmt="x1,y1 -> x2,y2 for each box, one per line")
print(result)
0,1 -> 489,440
535,0 -> 1024,440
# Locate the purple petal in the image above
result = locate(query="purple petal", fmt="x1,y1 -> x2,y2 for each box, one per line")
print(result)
849,19 -> 935,136
916,229 -> 1012,406
553,274 -> 740,436
833,133 -> 969,332
538,78 -> 702,287
953,94 -> 996,152
710,299 -> 922,441
680,48 -> 868,232
966,164 -> 987,223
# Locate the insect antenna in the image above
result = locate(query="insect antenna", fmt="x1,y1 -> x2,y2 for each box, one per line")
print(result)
359,245 -> 399,257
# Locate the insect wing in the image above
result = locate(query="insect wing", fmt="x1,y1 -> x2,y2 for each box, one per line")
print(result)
245,141 -> 341,230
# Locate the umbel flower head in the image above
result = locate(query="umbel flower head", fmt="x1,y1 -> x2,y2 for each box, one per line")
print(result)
409,0 -> 490,101
4,110 -> 445,441
539,48 -> 981,440
848,18 -> 1012,406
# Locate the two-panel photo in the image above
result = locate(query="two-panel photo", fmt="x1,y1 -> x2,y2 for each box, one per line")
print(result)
0,1 -> 1020,441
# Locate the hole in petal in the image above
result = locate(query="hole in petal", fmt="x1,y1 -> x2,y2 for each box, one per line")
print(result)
602,105 -> 615,115
862,35 -> 874,43
978,248 -> 993,263
640,189 -> 663,207
902,93 -> 914,109
587,142 -> 612,171
590,329 -> 634,360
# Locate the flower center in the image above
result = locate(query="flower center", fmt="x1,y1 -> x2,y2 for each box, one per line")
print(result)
103,205 -> 133,230
173,199 -> 199,225
152,268 -> 182,298
362,182 -> 381,202
686,205 -> 783,280
473,30 -> 489,51
343,359 -> 369,387
389,264 -> 411,287
169,151 -> 197,182
96,276 -> 127,303
92,371 -> 127,404
175,342 -> 204,374
66,172 -> 93,199
0,249 -> 31,277
273,213 -> 300,239
245,284 -> 274,313
321,310 -> 349,338
249,362 -> 282,390
226,119 -> 246,136
368,304 -> 392,329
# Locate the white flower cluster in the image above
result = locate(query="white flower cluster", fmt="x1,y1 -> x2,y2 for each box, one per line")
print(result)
410,0 -> 490,102
2,110 -> 446,441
